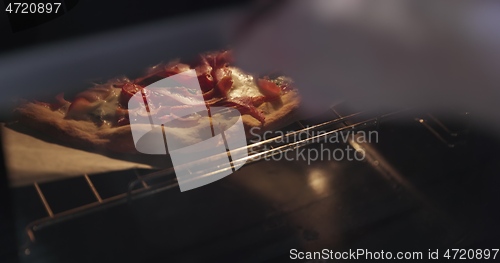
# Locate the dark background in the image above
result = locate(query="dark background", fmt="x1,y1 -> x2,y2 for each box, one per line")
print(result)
0,0 -> 251,55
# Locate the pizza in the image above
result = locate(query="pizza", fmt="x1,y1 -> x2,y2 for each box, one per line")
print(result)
13,50 -> 301,154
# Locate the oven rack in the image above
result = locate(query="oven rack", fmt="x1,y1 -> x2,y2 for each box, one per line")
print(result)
21,102 -> 406,253
415,112 -> 470,148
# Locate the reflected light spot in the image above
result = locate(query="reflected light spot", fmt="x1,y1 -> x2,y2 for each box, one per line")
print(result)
307,168 -> 329,195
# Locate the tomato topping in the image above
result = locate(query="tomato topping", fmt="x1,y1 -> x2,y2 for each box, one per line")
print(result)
120,83 -> 143,108
67,97 -> 93,118
117,117 -> 130,126
202,88 -> 216,100
164,63 -> 190,76
205,97 -> 225,106
257,79 -> 281,99
50,93 -> 70,110
134,63 -> 191,86
200,53 -> 217,68
195,63 -> 215,92
224,98 -> 265,124
251,95 -> 267,106
215,50 -> 233,68
214,67 -> 233,96
199,50 -> 232,69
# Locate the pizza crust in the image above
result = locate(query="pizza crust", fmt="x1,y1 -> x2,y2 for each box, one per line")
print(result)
14,103 -> 136,153
14,89 -> 300,154
242,90 -> 301,134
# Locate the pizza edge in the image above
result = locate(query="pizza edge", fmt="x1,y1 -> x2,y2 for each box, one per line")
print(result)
13,90 -> 301,154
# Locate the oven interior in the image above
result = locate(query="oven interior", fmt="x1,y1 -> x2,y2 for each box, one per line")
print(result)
7,103 -> 500,262
2,1 -> 500,262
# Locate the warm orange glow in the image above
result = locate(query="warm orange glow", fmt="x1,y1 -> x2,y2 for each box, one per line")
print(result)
307,168 -> 328,195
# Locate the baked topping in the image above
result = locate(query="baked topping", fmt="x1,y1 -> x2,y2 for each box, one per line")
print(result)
45,50 -> 294,127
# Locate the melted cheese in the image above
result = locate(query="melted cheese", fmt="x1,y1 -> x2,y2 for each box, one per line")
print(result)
227,67 -> 263,99
91,87 -> 121,117
70,68 -> 266,126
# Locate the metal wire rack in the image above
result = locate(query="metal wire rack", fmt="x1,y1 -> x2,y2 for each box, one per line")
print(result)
414,112 -> 470,148
21,102 -> 409,253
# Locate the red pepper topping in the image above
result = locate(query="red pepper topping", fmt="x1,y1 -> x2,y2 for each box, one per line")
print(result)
224,97 -> 265,124
257,78 -> 281,99
195,63 -> 215,93
120,83 -> 143,108
214,67 -> 233,96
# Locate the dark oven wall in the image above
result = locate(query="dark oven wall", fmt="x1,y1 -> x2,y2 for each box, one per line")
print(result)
1,0 -> 252,54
